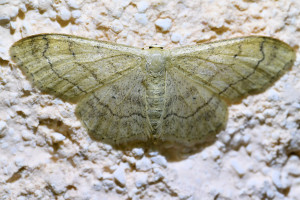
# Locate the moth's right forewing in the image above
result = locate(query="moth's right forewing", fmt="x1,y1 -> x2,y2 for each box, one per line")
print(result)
10,34 -> 145,102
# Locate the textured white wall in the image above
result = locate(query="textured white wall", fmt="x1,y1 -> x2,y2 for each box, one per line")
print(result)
0,0 -> 299,199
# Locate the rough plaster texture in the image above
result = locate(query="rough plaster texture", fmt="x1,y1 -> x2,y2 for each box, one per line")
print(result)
0,0 -> 299,199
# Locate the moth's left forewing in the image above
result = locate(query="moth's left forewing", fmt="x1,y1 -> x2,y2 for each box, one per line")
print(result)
169,37 -> 296,103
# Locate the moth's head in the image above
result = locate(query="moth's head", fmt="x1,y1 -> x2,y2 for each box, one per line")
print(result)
144,45 -> 167,56
148,45 -> 163,50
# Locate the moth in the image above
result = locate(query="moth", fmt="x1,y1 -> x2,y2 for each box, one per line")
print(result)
10,34 -> 295,145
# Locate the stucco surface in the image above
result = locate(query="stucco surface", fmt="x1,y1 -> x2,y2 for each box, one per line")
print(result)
0,0 -> 299,199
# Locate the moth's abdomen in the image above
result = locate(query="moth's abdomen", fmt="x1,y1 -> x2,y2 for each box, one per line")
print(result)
144,50 -> 168,134
145,74 -> 166,132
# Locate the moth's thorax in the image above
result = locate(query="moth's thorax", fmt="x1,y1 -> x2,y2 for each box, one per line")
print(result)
145,48 -> 168,74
